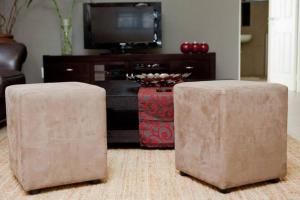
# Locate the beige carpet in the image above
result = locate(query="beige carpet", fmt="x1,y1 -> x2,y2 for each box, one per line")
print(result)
1,129 -> 300,200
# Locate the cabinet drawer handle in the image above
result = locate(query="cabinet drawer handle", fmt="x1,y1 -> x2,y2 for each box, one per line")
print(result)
185,66 -> 194,70
66,68 -> 74,72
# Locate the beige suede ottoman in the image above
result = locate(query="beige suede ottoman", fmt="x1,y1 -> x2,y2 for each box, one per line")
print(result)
5,82 -> 107,193
174,80 -> 288,192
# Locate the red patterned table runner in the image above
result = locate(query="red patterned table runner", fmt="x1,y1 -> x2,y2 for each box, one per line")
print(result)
138,88 -> 174,148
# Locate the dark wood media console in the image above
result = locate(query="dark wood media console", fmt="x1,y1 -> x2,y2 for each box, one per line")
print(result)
43,53 -> 216,145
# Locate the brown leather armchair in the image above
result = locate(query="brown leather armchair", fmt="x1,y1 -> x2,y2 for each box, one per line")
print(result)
0,43 -> 26,125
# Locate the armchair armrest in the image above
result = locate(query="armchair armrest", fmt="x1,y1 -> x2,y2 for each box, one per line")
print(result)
0,69 -> 25,98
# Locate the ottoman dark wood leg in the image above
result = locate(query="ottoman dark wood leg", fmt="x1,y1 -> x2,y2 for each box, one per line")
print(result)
27,189 -> 41,195
179,171 -> 188,176
268,178 -> 280,184
218,188 -> 232,194
89,180 -> 102,185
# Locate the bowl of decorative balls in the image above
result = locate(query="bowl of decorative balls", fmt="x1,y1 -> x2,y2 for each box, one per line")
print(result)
126,73 -> 191,87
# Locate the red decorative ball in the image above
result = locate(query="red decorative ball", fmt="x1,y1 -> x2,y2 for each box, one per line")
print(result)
199,42 -> 209,53
180,42 -> 192,54
191,42 -> 201,54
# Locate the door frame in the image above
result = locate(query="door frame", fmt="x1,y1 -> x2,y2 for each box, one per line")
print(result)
238,0 -> 242,80
297,1 -> 300,92
267,0 -> 298,90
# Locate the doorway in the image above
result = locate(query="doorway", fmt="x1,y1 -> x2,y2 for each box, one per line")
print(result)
240,0 -> 269,81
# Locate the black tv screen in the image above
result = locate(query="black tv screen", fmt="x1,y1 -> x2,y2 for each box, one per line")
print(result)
84,2 -> 162,50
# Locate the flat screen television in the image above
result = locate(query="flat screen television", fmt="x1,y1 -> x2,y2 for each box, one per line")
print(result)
83,2 -> 162,50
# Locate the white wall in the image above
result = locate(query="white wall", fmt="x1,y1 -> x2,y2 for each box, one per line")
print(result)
4,0 -> 240,83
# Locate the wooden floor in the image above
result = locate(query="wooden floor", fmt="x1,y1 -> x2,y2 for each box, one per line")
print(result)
1,129 -> 300,200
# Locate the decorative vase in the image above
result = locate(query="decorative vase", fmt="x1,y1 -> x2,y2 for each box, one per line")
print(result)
0,34 -> 15,43
61,19 -> 72,55
200,42 -> 209,53
191,41 -> 201,54
180,42 -> 192,54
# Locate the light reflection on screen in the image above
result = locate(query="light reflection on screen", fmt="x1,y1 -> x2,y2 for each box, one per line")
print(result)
117,12 -> 153,29
91,7 -> 155,43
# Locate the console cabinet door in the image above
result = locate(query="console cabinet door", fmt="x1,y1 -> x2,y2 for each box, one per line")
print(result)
44,63 -> 92,83
170,60 -> 214,80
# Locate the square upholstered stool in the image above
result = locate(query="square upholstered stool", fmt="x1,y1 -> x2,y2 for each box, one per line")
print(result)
174,81 -> 288,192
5,82 -> 107,193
